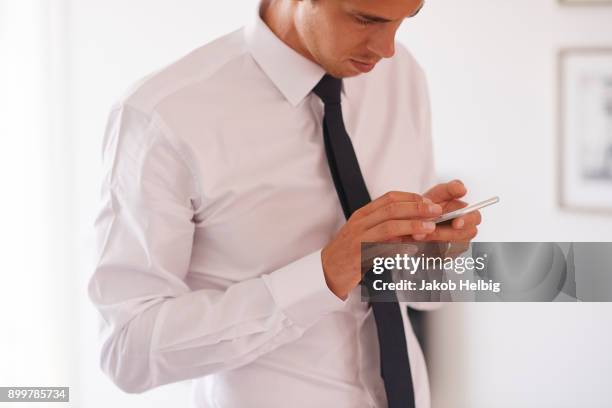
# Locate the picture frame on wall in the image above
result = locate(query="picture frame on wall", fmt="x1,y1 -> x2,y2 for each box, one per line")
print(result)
558,48 -> 612,213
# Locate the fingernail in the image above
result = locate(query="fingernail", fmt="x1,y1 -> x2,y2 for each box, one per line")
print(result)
423,197 -> 433,204
429,204 -> 442,214
455,219 -> 465,228
413,234 -> 426,241
423,221 -> 435,231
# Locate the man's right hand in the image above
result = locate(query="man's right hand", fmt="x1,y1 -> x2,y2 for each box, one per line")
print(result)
321,191 -> 443,300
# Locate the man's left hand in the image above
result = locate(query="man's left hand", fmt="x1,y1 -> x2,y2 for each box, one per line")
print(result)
413,179 -> 481,242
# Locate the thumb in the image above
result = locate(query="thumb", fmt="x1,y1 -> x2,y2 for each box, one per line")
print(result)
424,180 -> 467,203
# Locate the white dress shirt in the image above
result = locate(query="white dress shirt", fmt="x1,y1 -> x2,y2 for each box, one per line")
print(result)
89,3 -> 440,408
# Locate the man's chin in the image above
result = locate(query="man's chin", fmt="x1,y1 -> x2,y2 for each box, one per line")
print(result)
326,66 -> 362,79
317,61 -> 360,79
343,69 -> 363,78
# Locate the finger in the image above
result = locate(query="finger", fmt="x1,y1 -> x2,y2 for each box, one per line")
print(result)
452,217 -> 465,229
452,210 -> 482,229
424,180 -> 467,203
362,219 -> 436,242
354,191 -> 428,219
442,199 -> 468,212
421,225 -> 478,242
435,199 -> 468,228
359,200 -> 443,230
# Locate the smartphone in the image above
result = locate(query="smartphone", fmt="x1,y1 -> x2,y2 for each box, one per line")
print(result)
431,196 -> 499,225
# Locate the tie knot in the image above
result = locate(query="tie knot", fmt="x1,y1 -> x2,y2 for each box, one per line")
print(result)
313,74 -> 342,105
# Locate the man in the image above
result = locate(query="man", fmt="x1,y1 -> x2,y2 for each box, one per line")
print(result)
89,0 -> 481,407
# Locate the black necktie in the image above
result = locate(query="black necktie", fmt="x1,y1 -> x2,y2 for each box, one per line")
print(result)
313,74 -> 416,408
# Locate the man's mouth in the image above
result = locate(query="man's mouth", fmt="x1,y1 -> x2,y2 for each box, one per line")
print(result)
350,59 -> 376,73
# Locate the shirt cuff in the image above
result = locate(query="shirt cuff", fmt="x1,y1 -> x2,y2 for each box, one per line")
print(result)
262,249 -> 347,328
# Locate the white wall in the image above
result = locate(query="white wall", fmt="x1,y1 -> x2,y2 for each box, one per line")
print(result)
65,0 -> 612,407
402,0 -> 612,242
400,2 -> 612,407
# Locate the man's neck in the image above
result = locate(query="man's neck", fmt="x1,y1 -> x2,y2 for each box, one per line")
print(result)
260,0 -> 316,63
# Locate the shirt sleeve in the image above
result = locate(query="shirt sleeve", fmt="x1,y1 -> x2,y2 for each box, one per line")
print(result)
88,103 -> 346,393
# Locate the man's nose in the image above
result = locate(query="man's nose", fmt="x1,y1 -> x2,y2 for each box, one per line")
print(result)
367,26 -> 396,59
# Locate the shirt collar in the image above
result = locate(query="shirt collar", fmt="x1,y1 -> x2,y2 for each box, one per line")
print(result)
244,2 -> 347,107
